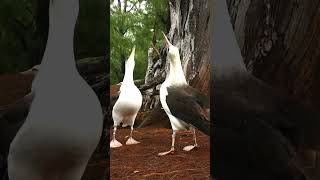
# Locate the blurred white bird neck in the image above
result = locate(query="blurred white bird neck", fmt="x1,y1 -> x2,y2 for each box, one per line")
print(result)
122,62 -> 135,85
40,0 -> 79,71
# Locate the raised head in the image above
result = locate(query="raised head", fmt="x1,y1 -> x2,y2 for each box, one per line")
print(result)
162,32 -> 180,62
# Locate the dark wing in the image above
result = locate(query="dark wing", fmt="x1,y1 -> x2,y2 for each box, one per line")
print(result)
214,74 -> 320,149
166,85 -> 210,135
248,76 -> 320,150
214,119 -> 306,180
184,86 -> 210,110
213,74 -> 317,179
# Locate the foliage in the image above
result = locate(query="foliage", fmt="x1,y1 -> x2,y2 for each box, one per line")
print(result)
75,0 -> 107,59
0,0 -> 107,74
110,0 -> 168,84
0,0 -> 37,73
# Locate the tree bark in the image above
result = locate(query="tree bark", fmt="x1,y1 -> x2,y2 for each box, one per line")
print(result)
137,0 -> 211,128
227,0 -> 320,110
167,0 -> 210,95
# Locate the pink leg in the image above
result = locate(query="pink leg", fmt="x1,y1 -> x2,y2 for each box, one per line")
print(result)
158,130 -> 176,156
110,126 -> 122,148
183,127 -> 198,151
126,126 -> 140,145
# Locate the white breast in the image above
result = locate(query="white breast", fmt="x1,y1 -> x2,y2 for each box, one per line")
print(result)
112,83 -> 142,126
160,81 -> 188,130
8,73 -> 104,176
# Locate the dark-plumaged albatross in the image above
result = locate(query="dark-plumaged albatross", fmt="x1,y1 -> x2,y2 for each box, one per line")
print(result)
212,0 -> 320,179
110,47 -> 143,148
7,0 -> 103,179
158,32 -> 210,156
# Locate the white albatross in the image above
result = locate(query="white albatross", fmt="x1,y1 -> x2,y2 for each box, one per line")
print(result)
110,47 -> 143,148
158,32 -> 210,156
7,0 -> 103,179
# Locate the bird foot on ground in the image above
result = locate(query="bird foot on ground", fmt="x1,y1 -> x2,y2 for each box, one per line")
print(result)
183,145 -> 197,151
158,149 -> 175,156
126,137 -> 140,145
110,139 -> 123,148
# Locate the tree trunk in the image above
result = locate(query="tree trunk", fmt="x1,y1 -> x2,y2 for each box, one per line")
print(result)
227,0 -> 320,110
167,0 -> 210,95
138,0 -> 210,128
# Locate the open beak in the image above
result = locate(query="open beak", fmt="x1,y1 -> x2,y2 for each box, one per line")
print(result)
162,32 -> 172,49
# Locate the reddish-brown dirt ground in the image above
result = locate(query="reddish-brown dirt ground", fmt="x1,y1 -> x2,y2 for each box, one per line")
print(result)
1,76 -> 210,179
110,84 -> 121,96
110,128 -> 210,180
0,74 -> 34,106
82,154 -> 108,180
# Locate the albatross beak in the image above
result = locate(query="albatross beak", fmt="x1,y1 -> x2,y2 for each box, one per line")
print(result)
128,46 -> 135,61
162,32 -> 172,49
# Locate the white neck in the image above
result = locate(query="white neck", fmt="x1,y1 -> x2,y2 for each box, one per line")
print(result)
40,0 -> 79,72
167,56 -> 187,85
212,0 -> 247,78
122,62 -> 135,85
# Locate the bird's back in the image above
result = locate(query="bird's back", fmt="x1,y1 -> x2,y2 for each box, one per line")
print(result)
213,72 -> 320,179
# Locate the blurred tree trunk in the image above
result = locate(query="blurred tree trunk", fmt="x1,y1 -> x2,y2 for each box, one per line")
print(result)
138,0 -> 210,127
227,0 -> 320,109
227,0 -> 320,179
